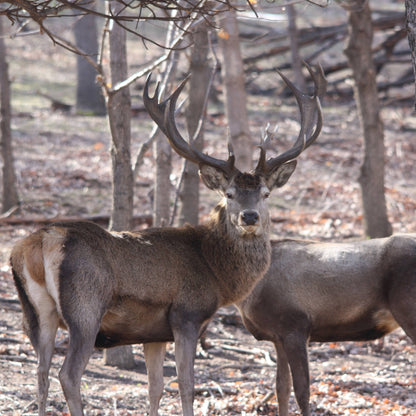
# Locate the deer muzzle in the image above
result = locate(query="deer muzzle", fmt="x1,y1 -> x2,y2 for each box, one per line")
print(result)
240,210 -> 260,226
237,209 -> 262,235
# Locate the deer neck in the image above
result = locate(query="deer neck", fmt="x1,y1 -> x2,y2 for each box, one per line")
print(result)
202,203 -> 272,306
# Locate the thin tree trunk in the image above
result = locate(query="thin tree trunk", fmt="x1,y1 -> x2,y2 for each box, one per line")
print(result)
74,3 -> 106,115
103,2 -> 135,369
143,15 -> 183,389
107,20 -> 133,232
153,21 -> 181,227
0,17 -> 19,213
405,0 -> 416,109
343,0 -> 392,238
153,129 -> 172,227
178,23 -> 211,226
286,2 -> 306,91
218,8 -> 252,172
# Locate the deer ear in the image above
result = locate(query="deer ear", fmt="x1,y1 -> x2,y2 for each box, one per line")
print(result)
266,160 -> 297,190
199,165 -> 229,191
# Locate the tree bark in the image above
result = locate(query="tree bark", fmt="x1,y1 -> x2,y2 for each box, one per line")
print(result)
178,23 -> 211,226
405,0 -> 416,109
73,3 -> 106,115
343,0 -> 392,238
152,21 -> 181,227
0,17 -> 19,213
218,8 -> 252,172
286,2 -> 306,91
107,18 -> 133,232
103,1 -> 135,369
153,128 -> 172,227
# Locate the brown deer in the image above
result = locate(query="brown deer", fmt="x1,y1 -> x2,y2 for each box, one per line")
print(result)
10,64 -> 325,416
237,235 -> 416,416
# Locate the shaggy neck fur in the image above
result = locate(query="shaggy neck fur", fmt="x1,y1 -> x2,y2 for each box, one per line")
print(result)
201,201 -> 272,306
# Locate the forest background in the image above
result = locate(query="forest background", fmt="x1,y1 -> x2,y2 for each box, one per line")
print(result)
0,0 -> 416,415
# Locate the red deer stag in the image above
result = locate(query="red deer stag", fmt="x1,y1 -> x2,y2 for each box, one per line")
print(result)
238,235 -> 416,416
10,64 -> 325,416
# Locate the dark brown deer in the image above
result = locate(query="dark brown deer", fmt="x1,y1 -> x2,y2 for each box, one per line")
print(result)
10,65 -> 325,416
237,235 -> 416,416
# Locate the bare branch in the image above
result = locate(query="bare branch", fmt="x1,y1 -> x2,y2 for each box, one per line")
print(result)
0,0 -> 241,35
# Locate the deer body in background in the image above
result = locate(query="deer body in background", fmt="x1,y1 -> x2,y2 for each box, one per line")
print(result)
10,65 -> 326,416
237,235 -> 416,416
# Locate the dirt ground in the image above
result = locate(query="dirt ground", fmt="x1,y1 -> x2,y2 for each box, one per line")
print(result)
1,4 -> 416,415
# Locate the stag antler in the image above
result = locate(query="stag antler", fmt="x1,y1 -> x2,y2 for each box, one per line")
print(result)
144,74 -> 238,179
255,63 -> 327,176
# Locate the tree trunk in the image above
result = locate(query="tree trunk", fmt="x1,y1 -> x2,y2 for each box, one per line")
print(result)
405,0 -> 416,109
73,3 -> 106,115
0,17 -> 19,213
152,21 -> 182,227
343,0 -> 392,238
178,23 -> 211,226
286,2 -> 306,91
107,20 -> 133,232
103,2 -> 135,369
218,8 -> 252,172
153,128 -> 172,227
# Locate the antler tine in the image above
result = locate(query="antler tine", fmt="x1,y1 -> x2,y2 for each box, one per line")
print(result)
164,86 -> 237,177
143,73 -> 167,134
255,63 -> 327,175
160,75 -> 200,164
144,73 -> 202,165
308,61 -> 327,99
256,123 -> 276,175
300,62 -> 326,147
148,75 -> 238,178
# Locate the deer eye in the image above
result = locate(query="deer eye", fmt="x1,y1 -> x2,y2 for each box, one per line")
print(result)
263,190 -> 270,199
225,189 -> 235,199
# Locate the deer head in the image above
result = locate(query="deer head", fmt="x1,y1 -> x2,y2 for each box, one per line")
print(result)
143,63 -> 326,237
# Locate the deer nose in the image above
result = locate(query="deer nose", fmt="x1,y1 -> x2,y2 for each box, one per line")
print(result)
240,210 -> 259,226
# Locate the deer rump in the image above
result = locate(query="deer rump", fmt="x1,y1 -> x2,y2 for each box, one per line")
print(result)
238,234 -> 416,416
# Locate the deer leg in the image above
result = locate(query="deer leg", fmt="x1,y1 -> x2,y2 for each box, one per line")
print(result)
144,342 -> 167,416
173,321 -> 199,416
58,322 -> 99,416
36,307 -> 59,416
274,341 -> 291,416
283,333 -> 310,416
392,311 -> 416,345
390,282 -> 416,345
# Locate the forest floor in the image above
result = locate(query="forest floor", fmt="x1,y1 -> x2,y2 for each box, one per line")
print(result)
1,7 -> 416,415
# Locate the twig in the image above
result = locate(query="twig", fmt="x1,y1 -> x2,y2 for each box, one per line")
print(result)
261,390 -> 275,404
113,2 -> 225,94
0,204 -> 19,219
165,383 -> 237,395
0,355 -> 31,363
0,336 -> 21,343
0,298 -> 20,307
210,380 -> 225,397
20,398 -> 38,415
220,344 -> 274,361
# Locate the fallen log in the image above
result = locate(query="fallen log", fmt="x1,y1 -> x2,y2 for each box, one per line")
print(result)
0,214 -> 153,228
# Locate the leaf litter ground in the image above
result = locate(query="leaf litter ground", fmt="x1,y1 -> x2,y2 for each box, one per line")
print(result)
1,27 -> 416,416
